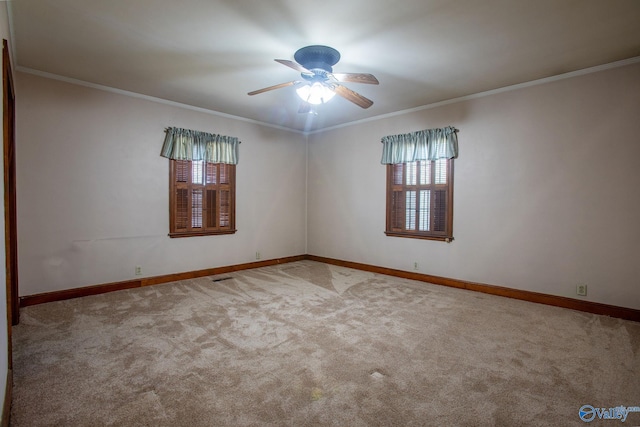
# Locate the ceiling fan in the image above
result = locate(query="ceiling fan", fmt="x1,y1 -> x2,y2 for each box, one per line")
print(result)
248,45 -> 379,112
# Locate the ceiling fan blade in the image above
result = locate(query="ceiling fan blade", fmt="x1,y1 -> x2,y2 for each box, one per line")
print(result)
248,81 -> 299,96
274,59 -> 312,74
330,84 -> 374,109
332,73 -> 379,85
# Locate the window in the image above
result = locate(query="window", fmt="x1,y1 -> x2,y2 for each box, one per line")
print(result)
386,158 -> 454,241
169,159 -> 236,237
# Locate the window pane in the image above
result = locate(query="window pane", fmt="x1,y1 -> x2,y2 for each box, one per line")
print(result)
419,190 -> 431,231
435,159 -> 447,184
205,163 -> 217,184
220,190 -> 230,227
419,161 -> 430,185
406,162 -> 417,186
192,188 -> 203,228
192,161 -> 203,185
405,191 -> 416,230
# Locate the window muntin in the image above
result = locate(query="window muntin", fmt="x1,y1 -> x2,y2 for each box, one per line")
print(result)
169,159 -> 236,237
386,159 -> 453,241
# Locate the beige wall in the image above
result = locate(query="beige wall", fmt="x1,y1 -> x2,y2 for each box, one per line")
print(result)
308,62 -> 640,310
16,73 -> 307,295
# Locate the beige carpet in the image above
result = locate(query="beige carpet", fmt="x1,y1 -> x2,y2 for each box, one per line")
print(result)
10,261 -> 640,426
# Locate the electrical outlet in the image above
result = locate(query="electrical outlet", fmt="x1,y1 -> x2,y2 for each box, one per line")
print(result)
413,262 -> 418,270
576,284 -> 587,296
135,265 -> 142,276
256,251 -> 261,260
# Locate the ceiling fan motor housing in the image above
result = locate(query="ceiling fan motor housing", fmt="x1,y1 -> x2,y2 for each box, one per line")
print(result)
248,44 -> 375,109
294,45 -> 341,74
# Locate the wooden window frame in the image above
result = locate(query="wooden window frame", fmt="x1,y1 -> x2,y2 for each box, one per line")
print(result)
385,159 -> 454,242
169,159 -> 236,238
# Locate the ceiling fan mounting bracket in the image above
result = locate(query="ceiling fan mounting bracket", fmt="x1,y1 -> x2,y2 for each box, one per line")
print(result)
294,45 -> 341,73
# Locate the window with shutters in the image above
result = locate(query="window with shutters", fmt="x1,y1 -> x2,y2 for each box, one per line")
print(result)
385,158 -> 454,241
169,159 -> 236,237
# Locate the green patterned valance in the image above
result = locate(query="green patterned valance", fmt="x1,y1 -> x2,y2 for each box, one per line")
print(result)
381,126 -> 458,164
161,127 -> 239,164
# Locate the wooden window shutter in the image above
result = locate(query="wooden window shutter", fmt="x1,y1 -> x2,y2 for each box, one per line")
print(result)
433,190 -> 447,233
169,159 -> 236,237
206,163 -> 217,184
175,188 -> 189,230
385,159 -> 454,241
391,191 -> 404,230
192,188 -> 203,228
176,160 -> 189,182
205,189 -> 216,230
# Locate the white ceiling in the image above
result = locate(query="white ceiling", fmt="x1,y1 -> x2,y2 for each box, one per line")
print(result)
9,0 -> 640,133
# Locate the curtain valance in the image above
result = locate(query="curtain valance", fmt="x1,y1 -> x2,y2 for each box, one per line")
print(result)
161,127 -> 240,164
380,126 -> 458,164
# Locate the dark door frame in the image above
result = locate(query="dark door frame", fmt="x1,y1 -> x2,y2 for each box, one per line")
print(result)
3,38 -> 18,366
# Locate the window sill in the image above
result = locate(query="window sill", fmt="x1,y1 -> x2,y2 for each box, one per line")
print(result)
169,230 -> 237,238
384,231 -> 453,242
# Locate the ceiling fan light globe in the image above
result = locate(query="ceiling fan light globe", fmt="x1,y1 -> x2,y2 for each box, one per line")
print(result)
296,82 -> 335,105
